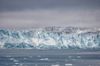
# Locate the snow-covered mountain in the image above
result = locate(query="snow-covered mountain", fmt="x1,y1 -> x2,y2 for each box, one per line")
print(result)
0,27 -> 100,49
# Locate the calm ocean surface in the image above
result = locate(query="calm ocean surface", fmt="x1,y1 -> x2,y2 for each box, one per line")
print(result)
0,49 -> 100,66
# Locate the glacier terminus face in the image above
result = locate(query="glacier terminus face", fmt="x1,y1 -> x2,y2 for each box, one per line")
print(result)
0,27 -> 100,49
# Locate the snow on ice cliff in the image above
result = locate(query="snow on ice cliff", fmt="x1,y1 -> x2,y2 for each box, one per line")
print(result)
0,27 -> 100,49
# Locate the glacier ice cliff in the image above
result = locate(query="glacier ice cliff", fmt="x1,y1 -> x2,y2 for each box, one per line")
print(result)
0,27 -> 100,49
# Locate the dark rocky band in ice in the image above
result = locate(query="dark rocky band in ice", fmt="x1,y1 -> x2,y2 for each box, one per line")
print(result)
0,27 -> 100,49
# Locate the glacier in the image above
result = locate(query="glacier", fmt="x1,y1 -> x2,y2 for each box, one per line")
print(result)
0,27 -> 100,49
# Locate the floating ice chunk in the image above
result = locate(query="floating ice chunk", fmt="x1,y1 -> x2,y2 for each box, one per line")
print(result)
65,64 -> 72,66
51,64 -> 60,66
40,58 -> 49,60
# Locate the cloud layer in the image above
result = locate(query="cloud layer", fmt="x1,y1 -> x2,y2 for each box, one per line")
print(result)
0,0 -> 100,29
0,9 -> 100,29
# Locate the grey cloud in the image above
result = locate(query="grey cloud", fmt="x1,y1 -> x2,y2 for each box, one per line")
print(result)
0,0 -> 100,29
0,9 -> 100,29
0,0 -> 100,12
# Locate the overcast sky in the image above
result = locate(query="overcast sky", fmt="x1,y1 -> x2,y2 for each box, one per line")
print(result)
0,0 -> 100,29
